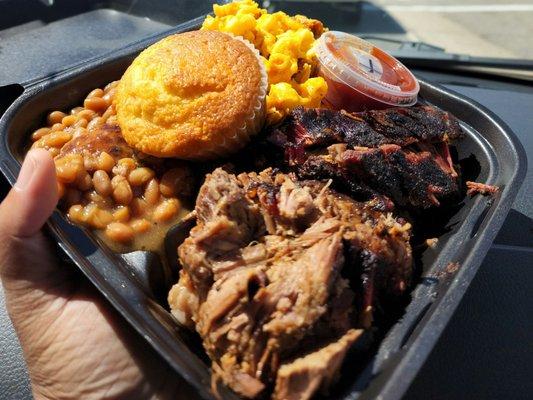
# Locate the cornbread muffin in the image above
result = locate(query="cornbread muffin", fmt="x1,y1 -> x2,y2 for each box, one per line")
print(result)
115,30 -> 267,159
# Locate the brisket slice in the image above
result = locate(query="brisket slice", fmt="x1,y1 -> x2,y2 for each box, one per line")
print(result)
267,106 -> 464,208
169,168 -> 412,399
273,329 -> 364,400
269,105 -> 462,150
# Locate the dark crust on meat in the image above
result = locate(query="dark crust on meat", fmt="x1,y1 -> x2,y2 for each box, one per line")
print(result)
59,122 -> 134,160
297,155 -> 387,204
271,105 -> 463,150
339,145 -> 460,208
266,106 -> 464,209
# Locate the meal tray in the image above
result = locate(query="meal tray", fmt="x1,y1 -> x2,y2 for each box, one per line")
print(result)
0,22 -> 526,400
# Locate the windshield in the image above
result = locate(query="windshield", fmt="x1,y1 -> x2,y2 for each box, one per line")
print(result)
1,0 -> 531,88
265,0 -> 532,61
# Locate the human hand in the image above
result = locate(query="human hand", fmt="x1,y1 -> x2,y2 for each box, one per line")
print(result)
0,149 -> 190,400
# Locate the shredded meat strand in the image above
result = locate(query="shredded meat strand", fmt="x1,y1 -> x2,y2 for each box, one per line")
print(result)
466,181 -> 499,196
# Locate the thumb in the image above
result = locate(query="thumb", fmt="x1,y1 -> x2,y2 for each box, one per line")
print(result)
0,148 -> 58,238
0,149 -> 59,285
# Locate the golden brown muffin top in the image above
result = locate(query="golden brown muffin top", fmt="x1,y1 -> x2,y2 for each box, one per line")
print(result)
115,30 -> 266,159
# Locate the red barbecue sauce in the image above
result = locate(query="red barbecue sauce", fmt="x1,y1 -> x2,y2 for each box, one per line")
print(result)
315,31 -> 419,112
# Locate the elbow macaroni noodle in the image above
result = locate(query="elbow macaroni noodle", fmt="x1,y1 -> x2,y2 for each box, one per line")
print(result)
202,0 -> 328,124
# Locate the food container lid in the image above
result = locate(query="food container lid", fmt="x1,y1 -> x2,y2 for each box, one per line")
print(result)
315,31 -> 419,106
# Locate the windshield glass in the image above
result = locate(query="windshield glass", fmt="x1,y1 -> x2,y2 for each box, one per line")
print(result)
265,0 -> 532,60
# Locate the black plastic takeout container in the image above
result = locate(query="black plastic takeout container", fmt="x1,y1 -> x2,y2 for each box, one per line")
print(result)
0,19 -> 527,400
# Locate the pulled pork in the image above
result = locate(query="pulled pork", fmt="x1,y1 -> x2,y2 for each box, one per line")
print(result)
466,181 -> 499,196
169,168 -> 412,399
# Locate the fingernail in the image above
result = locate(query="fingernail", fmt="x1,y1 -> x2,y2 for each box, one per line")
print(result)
14,153 -> 37,191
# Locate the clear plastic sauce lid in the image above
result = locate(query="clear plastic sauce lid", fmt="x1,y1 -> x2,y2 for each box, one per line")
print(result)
315,31 -> 419,107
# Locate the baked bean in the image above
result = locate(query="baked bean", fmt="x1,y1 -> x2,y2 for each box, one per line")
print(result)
81,203 -> 97,218
160,167 -> 191,197
70,106 -> 84,115
76,170 -> 93,191
113,206 -> 130,223
86,88 -> 104,99
102,89 -> 116,103
84,97 -> 109,113
144,178 -> 160,205
153,199 -> 180,222
55,154 -> 83,183
31,140 -> 43,150
31,127 -> 51,141
101,105 -> 115,121
47,111 -> 66,126
55,158 -> 78,183
105,222 -> 134,243
104,80 -> 118,93
113,158 -> 136,177
130,218 -> 151,233
61,115 -> 77,127
118,158 -> 136,169
87,116 -> 104,130
35,138 -> 48,149
74,118 -> 88,128
83,155 -> 99,171
83,204 -> 113,229
97,152 -> 115,172
111,175 -> 133,205
68,204 -> 84,223
48,147 -> 60,157
130,198 -> 149,216
44,131 -> 72,148
51,122 -> 65,131
128,167 -> 154,186
91,208 -> 114,229
85,191 -> 113,208
77,109 -> 96,121
93,170 -> 112,196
